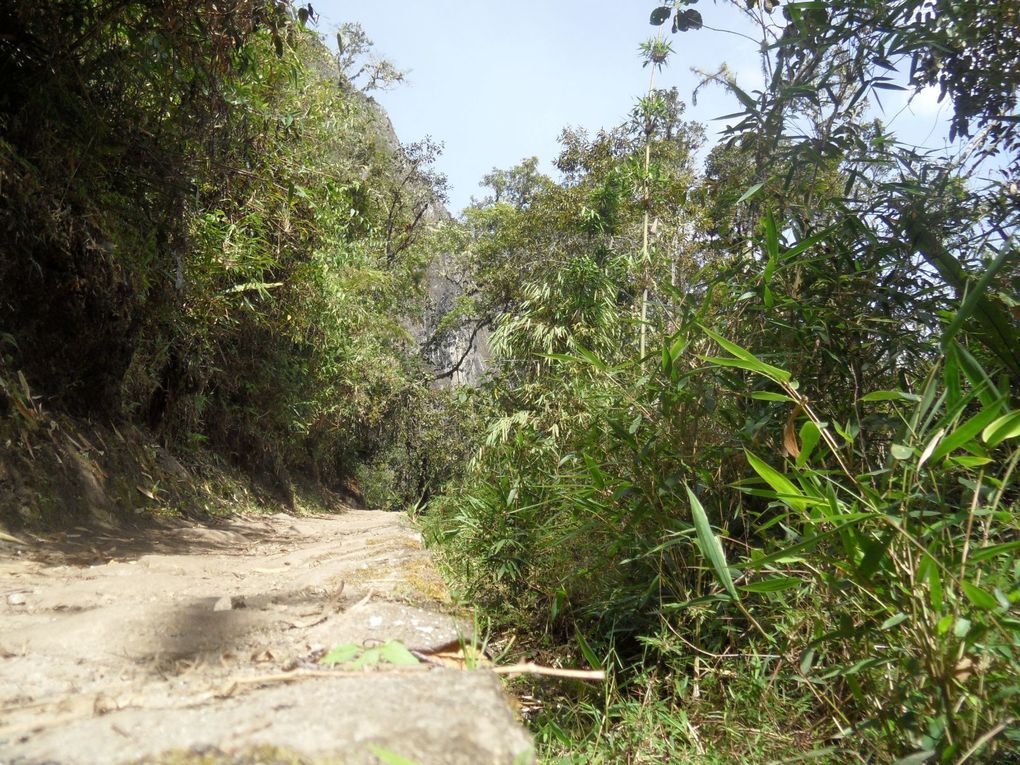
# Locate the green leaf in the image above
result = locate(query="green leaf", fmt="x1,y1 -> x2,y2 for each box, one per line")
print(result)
583,453 -> 605,490
950,455 -> 993,468
942,241 -> 1015,350
379,640 -> 420,666
891,443 -> 914,460
892,751 -> 934,765
953,617 -> 971,639
969,541 -> 1020,563
700,325 -> 791,382
880,613 -> 908,630
320,643 -> 361,665
736,182 -> 764,204
917,428 -> 945,468
961,581 -> 999,610
576,628 -> 601,670
763,210 -> 780,262
740,576 -> 801,593
780,225 -> 835,261
981,410 -> 1020,447
745,451 -> 809,511
796,421 -> 821,467
750,391 -> 794,402
860,389 -> 920,402
930,404 -> 1005,463
353,647 -> 382,669
686,485 -> 738,600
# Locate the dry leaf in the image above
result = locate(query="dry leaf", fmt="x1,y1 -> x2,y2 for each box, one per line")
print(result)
783,404 -> 804,458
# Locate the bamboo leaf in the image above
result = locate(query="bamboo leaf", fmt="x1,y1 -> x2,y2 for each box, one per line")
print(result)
740,576 -> 801,593
961,581 -> 998,610
686,485 -> 739,600
736,182 -> 764,204
745,451 -> 809,511
981,410 -> 1020,447
700,325 -> 791,382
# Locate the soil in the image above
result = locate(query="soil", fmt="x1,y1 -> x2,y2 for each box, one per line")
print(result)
0,510 -> 533,765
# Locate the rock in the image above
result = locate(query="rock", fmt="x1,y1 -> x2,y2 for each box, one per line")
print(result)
7,592 -> 26,606
212,596 -> 232,612
213,595 -> 246,612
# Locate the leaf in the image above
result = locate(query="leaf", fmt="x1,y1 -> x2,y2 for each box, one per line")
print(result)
379,640 -> 420,667
929,405 -> 1004,463
686,485 -> 738,600
781,225 -> 835,261
736,182 -> 764,204
860,389 -> 920,402
224,281 -> 284,295
700,325 -> 791,382
763,210 -> 780,262
320,643 -> 360,665
582,453 -> 605,490
783,405 -> 803,458
961,581 -> 998,610
969,541 -> 1020,562
650,6 -> 672,25
674,8 -> 703,31
981,410 -> 1020,447
953,617 -> 971,638
892,751 -> 934,765
745,451 -> 809,511
942,241 -> 1015,350
740,576 -> 801,593
917,428 -> 945,468
796,421 -> 821,467
751,391 -> 794,402
576,629 -> 601,670
881,613 -> 908,630
0,529 -> 25,545
891,443 -> 914,460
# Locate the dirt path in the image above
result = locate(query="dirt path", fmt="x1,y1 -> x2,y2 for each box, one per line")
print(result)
0,511 -> 533,765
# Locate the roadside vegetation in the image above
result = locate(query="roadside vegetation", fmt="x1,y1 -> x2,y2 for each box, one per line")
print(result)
1,1 -> 456,522
423,2 -> 1020,762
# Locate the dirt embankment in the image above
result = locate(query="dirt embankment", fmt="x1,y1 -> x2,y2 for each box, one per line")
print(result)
0,510 -> 533,765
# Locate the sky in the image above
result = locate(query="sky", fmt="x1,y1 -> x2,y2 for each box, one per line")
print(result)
311,1 -> 955,214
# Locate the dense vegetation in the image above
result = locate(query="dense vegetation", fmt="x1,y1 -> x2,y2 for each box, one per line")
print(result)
422,1 -> 1020,763
0,0 -> 460,518
1,0 -> 1017,763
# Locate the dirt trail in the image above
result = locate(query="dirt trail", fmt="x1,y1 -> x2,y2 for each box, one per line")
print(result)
0,511 -> 533,764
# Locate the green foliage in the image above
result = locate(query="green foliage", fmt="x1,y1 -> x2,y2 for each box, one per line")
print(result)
1,2 -> 454,504
425,3 -> 1020,762
320,640 -> 420,668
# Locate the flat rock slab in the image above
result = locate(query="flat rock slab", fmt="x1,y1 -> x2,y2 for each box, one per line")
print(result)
0,511 -> 534,765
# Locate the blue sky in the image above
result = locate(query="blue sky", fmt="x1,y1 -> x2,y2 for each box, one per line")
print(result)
311,2 -> 954,214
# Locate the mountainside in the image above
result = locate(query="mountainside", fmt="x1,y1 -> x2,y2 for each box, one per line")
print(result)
0,9 -> 481,527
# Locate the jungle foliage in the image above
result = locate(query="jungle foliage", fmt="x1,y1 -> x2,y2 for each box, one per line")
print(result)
0,0 -> 454,512
424,1 -> 1020,762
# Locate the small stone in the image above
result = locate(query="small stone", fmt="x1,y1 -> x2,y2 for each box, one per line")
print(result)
213,596 -> 233,612
7,592 -> 26,606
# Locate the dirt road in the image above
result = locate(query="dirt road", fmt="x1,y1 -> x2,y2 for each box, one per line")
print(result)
0,510 -> 533,764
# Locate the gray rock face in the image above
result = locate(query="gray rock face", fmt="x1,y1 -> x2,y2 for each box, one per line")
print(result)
418,251 -> 490,388
354,90 -> 489,387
